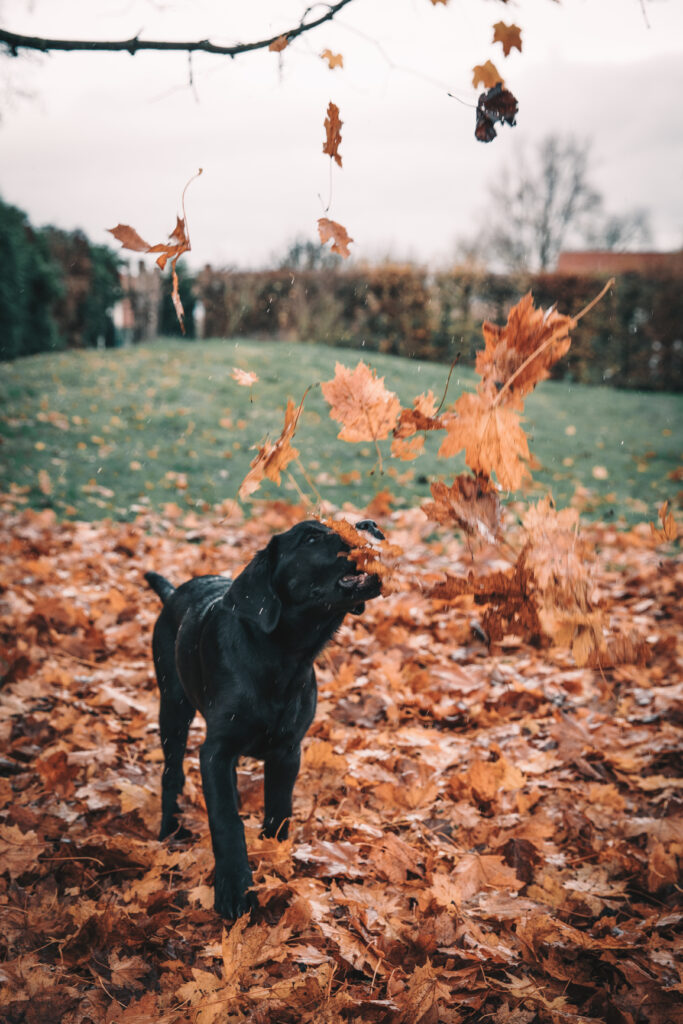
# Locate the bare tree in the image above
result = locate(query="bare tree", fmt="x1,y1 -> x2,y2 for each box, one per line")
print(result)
486,136 -> 602,272
478,135 -> 652,272
586,208 -> 651,251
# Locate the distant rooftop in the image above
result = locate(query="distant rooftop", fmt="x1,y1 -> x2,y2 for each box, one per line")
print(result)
556,250 -> 683,276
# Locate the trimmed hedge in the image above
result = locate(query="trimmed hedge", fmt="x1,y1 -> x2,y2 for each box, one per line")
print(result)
196,265 -> 683,391
0,197 -> 121,359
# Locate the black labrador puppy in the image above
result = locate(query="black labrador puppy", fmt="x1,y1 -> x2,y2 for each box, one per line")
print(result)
145,518 -> 383,918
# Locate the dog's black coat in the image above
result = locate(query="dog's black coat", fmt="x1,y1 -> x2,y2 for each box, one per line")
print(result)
145,519 -> 382,918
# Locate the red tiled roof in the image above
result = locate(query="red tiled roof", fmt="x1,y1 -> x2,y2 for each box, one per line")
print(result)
556,250 -> 683,276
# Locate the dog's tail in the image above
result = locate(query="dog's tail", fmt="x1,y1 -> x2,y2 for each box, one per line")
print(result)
144,571 -> 176,605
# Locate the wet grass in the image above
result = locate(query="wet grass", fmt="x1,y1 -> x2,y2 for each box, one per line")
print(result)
0,337 -> 680,523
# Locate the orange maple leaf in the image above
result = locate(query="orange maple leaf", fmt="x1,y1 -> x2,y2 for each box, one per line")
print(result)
238,398 -> 301,499
492,21 -> 523,57
393,391 -> 447,439
323,517 -> 403,592
520,496 -> 603,665
231,367 -> 259,387
391,435 -> 425,461
268,35 -> 289,52
321,361 -> 400,443
650,500 -> 678,544
439,390 -> 531,491
472,60 -> 504,90
321,49 -> 343,69
109,169 -> 202,334
477,292 -> 574,404
317,217 -> 353,259
323,101 -> 343,167
422,473 -> 501,543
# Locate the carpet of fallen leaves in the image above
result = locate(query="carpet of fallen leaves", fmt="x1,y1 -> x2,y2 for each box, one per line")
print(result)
0,500 -> 681,1024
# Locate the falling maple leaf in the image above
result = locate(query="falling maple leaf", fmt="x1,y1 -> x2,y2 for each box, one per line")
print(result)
322,101 -> 343,167
323,516 -> 403,592
320,49 -> 343,69
472,60 -> 504,90
439,390 -> 532,491
390,434 -> 425,461
438,293 -> 579,489
238,397 -> 302,499
393,390 -> 447,439
321,361 -> 400,443
231,367 -> 259,387
109,169 -> 202,334
37,469 -> 52,495
268,35 -> 289,52
492,21 -> 523,57
519,496 -> 604,664
422,473 -> 502,543
477,292 -> 574,403
475,83 -> 518,142
650,500 -> 678,543
317,217 -> 353,258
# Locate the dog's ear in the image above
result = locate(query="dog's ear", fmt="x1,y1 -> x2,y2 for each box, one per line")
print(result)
225,538 -> 282,633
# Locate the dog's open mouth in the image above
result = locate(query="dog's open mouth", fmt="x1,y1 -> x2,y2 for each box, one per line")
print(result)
339,571 -> 373,590
338,570 -> 381,614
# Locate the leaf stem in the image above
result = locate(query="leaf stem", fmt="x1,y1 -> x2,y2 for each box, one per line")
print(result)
435,353 -> 461,415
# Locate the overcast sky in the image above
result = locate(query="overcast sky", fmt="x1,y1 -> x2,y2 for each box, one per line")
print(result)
1,0 -> 682,269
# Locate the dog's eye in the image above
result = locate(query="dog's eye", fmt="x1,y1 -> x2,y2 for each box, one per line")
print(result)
306,534 -> 319,545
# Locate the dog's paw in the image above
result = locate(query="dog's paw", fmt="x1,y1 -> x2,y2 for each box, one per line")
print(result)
260,817 -> 290,841
214,873 -> 256,919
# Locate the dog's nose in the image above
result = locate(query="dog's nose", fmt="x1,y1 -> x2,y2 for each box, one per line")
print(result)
356,519 -> 385,541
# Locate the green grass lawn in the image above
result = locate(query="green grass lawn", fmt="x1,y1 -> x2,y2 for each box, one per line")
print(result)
0,337 -> 680,523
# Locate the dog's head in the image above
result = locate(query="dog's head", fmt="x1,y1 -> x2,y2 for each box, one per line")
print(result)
226,520 -> 383,633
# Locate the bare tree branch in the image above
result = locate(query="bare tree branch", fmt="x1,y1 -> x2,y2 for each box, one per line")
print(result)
0,0 -> 358,59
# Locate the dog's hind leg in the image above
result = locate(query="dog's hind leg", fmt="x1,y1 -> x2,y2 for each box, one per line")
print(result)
152,613 -> 196,840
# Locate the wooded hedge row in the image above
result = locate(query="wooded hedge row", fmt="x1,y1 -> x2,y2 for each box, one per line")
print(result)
196,266 -> 683,391
0,197 -> 121,360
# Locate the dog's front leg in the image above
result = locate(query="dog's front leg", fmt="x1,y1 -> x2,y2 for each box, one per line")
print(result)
262,745 -> 301,840
199,735 -> 254,918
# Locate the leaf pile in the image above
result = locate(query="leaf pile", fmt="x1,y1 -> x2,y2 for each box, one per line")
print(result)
1,501 -> 681,1023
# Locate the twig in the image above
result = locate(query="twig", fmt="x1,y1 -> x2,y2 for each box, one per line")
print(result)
295,457 -> 325,506
286,471 -> 312,506
0,1 -> 358,58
